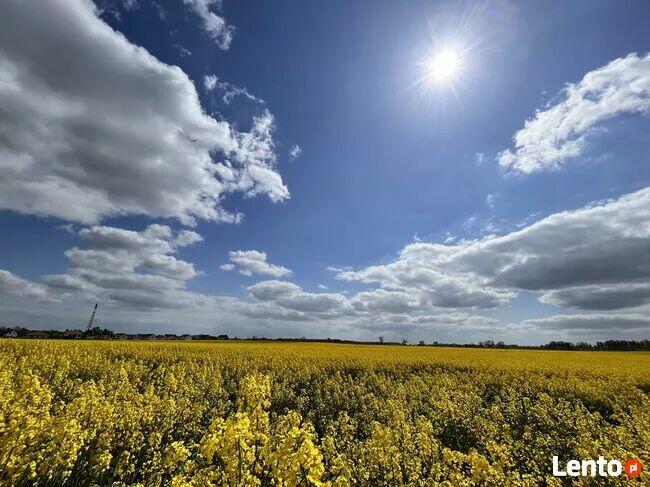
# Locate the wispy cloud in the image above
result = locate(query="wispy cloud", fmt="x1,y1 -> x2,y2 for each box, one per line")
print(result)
289,145 -> 302,161
173,44 -> 192,57
203,74 -> 264,104
486,193 -> 497,209
181,0 -> 234,50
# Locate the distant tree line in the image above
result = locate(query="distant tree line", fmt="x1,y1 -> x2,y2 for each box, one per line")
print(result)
425,339 -> 650,351
539,339 -> 650,351
1,326 -> 114,338
2,326 -> 649,350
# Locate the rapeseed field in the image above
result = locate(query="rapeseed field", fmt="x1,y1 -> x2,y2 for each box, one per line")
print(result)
1,339 -> 648,485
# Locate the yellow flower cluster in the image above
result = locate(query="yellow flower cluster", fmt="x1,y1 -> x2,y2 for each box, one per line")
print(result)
1,339 -> 648,486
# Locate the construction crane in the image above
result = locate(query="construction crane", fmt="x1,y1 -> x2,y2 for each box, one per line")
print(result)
87,303 -> 98,331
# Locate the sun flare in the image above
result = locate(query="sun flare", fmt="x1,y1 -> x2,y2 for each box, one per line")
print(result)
428,49 -> 462,82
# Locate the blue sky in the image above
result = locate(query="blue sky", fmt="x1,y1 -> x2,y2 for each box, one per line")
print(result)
1,0 -> 650,343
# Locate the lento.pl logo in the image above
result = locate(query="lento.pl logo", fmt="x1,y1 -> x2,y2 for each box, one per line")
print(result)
552,456 -> 643,479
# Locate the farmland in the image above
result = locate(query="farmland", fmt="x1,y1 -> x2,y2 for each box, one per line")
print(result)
1,339 -> 648,485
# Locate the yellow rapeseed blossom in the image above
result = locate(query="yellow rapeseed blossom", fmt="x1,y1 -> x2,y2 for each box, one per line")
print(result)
0,339 -> 648,485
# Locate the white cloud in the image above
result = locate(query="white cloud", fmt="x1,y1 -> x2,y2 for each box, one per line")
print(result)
289,145 -> 302,161
4,186 -> 649,338
351,289 -> 420,314
336,187 -> 650,314
42,224 -> 203,310
224,250 -> 292,277
0,0 -> 286,225
173,44 -> 192,57
203,74 -> 263,105
0,270 -> 54,302
0,255 -> 506,338
486,193 -> 497,209
540,283 -> 650,311
246,280 -> 349,316
519,314 -> 650,332
226,110 -> 290,203
181,0 -> 234,50
499,53 -> 650,173
336,244 -> 515,309
203,74 -> 218,90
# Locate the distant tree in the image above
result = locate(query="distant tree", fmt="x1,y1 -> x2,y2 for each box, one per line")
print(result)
85,326 -> 114,337
401,338 -> 408,345
418,340 -> 425,346
378,336 -> 384,344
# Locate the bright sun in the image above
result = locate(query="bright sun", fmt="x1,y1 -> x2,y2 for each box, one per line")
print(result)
428,49 -> 461,83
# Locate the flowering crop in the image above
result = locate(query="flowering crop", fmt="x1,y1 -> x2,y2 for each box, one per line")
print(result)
1,339 -> 648,485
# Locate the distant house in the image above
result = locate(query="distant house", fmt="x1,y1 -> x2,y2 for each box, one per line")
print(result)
3,330 -> 17,338
181,334 -> 192,340
25,330 -> 51,339
135,334 -> 156,340
64,329 -> 84,339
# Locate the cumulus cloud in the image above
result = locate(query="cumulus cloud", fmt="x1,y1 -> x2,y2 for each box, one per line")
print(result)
351,289 -> 420,314
0,270 -> 54,302
2,223 -> 499,335
203,74 -> 263,104
358,312 -> 501,334
335,245 -> 515,309
336,187 -> 650,316
540,283 -> 650,311
246,280 -> 350,317
0,0 -> 286,225
5,186 -> 649,338
224,110 -> 290,203
42,224 -> 204,310
222,251 -> 292,277
181,0 -> 234,50
499,52 -> 650,173
519,314 -> 650,332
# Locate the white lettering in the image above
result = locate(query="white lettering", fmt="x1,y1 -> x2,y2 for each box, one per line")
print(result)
581,459 -> 596,476
553,456 -> 625,478
552,456 -> 567,477
607,460 -> 622,477
566,460 -> 581,476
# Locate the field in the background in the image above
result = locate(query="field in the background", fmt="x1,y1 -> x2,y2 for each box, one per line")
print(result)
1,340 -> 648,486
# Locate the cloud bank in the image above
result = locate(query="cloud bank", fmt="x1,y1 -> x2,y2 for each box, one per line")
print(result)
336,187 -> 650,315
4,182 -> 650,340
